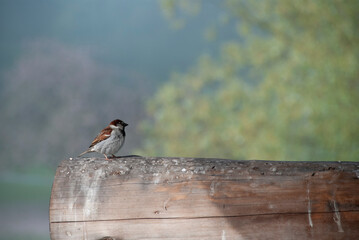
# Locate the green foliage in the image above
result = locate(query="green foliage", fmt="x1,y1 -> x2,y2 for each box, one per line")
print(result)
160,0 -> 201,29
139,0 -> 359,161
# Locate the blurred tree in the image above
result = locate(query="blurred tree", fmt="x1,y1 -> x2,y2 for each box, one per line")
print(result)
139,0 -> 359,161
0,40 -> 148,167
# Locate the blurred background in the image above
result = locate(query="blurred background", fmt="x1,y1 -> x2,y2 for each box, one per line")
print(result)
0,0 -> 358,239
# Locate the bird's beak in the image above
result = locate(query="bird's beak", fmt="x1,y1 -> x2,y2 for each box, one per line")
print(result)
124,123 -> 128,127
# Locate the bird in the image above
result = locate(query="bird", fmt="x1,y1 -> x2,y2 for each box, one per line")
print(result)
78,119 -> 128,160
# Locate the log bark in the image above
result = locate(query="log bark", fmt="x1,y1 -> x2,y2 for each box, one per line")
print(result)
49,157 -> 359,240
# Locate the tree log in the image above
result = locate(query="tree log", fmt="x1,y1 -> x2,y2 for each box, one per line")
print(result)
49,157 -> 359,239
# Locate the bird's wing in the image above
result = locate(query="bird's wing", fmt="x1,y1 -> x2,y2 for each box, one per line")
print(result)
89,126 -> 112,148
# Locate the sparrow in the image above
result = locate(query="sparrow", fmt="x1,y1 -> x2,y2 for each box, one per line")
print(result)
78,119 -> 128,160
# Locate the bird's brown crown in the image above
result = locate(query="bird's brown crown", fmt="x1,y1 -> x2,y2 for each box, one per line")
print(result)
110,119 -> 128,127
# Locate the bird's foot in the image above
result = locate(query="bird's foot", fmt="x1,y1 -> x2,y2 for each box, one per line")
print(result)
104,154 -> 112,161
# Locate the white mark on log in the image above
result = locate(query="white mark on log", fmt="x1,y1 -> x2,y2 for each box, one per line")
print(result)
332,200 -> 344,232
210,181 -> 216,196
221,230 -> 226,240
269,166 -> 277,172
354,169 -> 359,179
153,177 -> 160,184
66,231 -> 72,236
307,188 -> 313,228
193,166 -> 206,174
83,168 -> 104,219
153,173 -> 161,184
181,168 -> 186,172
67,163 -> 88,222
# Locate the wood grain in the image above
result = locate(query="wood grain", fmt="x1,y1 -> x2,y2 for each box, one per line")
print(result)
49,157 -> 359,239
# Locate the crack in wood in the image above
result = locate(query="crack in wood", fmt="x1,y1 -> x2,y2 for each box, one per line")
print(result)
50,210 -> 359,224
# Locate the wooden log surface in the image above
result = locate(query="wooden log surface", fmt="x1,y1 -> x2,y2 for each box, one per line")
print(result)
49,157 -> 359,240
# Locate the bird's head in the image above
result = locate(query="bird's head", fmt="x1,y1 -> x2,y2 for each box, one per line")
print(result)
109,119 -> 128,130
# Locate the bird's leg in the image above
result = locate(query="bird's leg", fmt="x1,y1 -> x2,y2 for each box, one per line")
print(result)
111,154 -> 118,158
103,154 -> 110,161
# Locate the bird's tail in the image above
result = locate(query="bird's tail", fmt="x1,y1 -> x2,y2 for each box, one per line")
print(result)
78,149 -> 92,157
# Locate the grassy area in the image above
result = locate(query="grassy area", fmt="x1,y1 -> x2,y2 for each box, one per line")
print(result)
0,181 -> 52,204
0,165 -> 54,204
0,165 -> 54,239
1,233 -> 50,240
